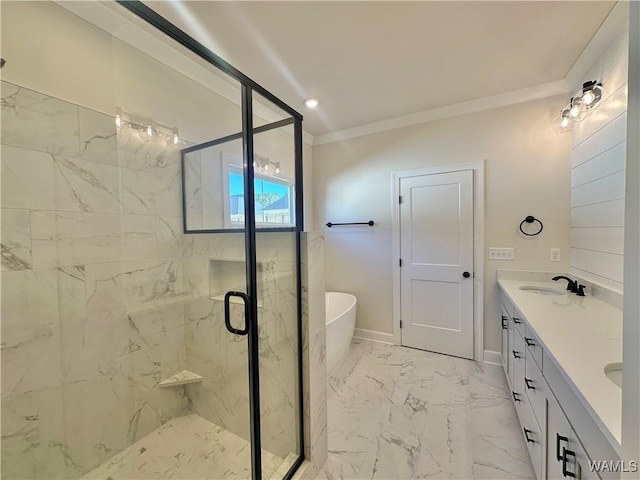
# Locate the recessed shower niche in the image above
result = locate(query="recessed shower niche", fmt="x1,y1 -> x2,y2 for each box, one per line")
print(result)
209,259 -> 264,306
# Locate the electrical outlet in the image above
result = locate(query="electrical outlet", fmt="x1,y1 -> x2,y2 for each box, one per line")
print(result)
488,247 -> 515,260
550,248 -> 561,262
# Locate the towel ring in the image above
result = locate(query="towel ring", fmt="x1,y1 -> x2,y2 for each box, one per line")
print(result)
520,216 -> 543,236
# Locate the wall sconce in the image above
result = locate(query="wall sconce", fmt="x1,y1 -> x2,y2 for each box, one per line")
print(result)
554,80 -> 603,133
253,154 -> 281,176
114,107 -> 182,147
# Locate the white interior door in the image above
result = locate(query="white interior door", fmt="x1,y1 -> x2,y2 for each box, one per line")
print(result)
399,169 -> 474,359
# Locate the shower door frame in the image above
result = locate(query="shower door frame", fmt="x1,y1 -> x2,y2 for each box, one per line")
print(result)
116,2 -> 305,480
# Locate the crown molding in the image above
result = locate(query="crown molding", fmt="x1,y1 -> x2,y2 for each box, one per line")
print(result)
312,79 -> 570,146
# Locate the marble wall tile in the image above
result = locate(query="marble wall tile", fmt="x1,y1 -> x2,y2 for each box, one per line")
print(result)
1,81 -> 80,156
78,107 -> 118,165
1,387 -> 67,479
84,259 -> 185,317
1,324 -> 62,396
116,126 -> 181,177
1,145 -> 55,210
61,376 -> 135,478
122,167 -> 182,216
301,232 -> 328,479
30,211 -> 58,268
157,215 -> 187,258
1,268 -> 59,329
183,151 -> 203,231
1,209 -> 32,271
53,154 -> 123,213
54,212 -> 156,266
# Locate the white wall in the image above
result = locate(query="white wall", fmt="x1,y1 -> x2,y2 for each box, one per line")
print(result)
312,96 -> 572,352
570,29 -> 629,293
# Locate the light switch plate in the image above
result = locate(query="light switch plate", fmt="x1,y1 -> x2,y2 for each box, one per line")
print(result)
489,247 -> 515,260
550,248 -> 561,262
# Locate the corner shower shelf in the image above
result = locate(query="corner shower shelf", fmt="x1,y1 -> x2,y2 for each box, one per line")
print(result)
157,370 -> 203,388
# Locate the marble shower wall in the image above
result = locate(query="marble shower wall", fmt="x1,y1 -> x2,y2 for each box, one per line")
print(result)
181,232 -> 300,459
1,81 -> 192,479
2,81 -> 304,478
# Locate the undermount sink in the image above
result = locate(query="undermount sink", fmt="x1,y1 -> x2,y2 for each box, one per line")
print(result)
519,286 -> 566,296
604,362 -> 622,389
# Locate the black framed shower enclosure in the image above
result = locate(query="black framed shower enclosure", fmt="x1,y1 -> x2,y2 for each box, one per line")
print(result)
117,2 -> 306,479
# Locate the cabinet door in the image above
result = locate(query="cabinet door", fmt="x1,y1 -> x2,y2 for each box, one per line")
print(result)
547,393 -> 572,479
571,431 -> 600,480
501,304 -> 510,373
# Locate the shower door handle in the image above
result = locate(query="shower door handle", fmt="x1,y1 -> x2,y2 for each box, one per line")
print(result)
224,291 -> 250,336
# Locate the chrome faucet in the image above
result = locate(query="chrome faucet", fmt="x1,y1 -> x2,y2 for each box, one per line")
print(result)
552,275 -> 578,293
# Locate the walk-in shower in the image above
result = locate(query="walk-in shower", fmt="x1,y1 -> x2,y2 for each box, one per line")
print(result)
0,1 -> 304,479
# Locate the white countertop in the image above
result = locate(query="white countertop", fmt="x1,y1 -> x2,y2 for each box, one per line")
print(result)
498,278 -> 623,451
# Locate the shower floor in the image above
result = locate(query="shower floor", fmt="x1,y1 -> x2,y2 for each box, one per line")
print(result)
82,414 -> 289,480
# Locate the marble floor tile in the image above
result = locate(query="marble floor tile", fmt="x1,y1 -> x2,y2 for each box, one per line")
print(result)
82,414 -> 290,480
320,339 -> 535,480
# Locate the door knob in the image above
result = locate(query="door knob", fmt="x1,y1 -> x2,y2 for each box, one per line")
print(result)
463,271 -> 471,278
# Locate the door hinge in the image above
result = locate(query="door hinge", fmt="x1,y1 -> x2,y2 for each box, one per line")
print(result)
399,195 -> 403,204
399,258 -> 402,267
400,320 -> 403,329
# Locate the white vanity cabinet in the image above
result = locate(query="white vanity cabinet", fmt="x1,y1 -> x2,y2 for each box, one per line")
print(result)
499,293 -> 605,480
501,303 -> 510,374
547,392 -> 600,480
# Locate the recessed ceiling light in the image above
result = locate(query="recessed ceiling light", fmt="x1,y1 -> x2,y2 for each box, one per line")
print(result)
304,98 -> 319,109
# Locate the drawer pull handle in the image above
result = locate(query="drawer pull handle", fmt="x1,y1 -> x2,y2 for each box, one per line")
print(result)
562,447 -> 576,478
524,378 -> 535,390
512,350 -> 521,359
556,434 -> 569,461
513,317 -> 522,324
512,391 -> 521,402
525,337 -> 535,346
502,316 -> 508,329
523,428 -> 535,443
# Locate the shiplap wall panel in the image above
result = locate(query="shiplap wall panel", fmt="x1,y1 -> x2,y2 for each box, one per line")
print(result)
572,113 -> 628,168
573,52 -> 629,147
572,266 -> 624,292
571,199 -> 625,227
571,248 -> 624,283
571,170 -> 626,207
570,29 -> 628,292
572,141 -> 626,187
572,227 -> 625,255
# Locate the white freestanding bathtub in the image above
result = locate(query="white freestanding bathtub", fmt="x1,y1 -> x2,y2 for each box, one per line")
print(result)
326,292 -> 357,378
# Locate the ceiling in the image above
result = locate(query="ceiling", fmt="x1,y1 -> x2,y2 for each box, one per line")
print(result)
145,1 -> 616,138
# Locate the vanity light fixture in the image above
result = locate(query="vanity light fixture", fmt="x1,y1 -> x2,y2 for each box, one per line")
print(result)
554,79 -> 603,133
254,154 -> 283,177
304,97 -> 319,109
114,107 -> 181,147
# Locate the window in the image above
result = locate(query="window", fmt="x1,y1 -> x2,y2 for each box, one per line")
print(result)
227,166 -> 293,227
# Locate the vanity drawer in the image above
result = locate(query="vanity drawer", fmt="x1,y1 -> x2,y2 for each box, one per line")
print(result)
524,325 -> 543,370
511,331 -> 527,409
524,353 -> 546,429
519,394 -> 544,479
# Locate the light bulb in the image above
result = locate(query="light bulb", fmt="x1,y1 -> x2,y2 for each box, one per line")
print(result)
304,97 -> 319,109
115,108 -> 123,129
253,160 -> 257,168
172,128 -> 180,145
146,125 -> 155,137
264,163 -> 269,171
569,104 -> 580,118
275,163 -> 281,174
560,116 -> 569,129
582,91 -> 596,106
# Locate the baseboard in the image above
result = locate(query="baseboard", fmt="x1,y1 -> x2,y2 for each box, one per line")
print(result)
483,350 -> 502,365
354,328 -> 395,344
